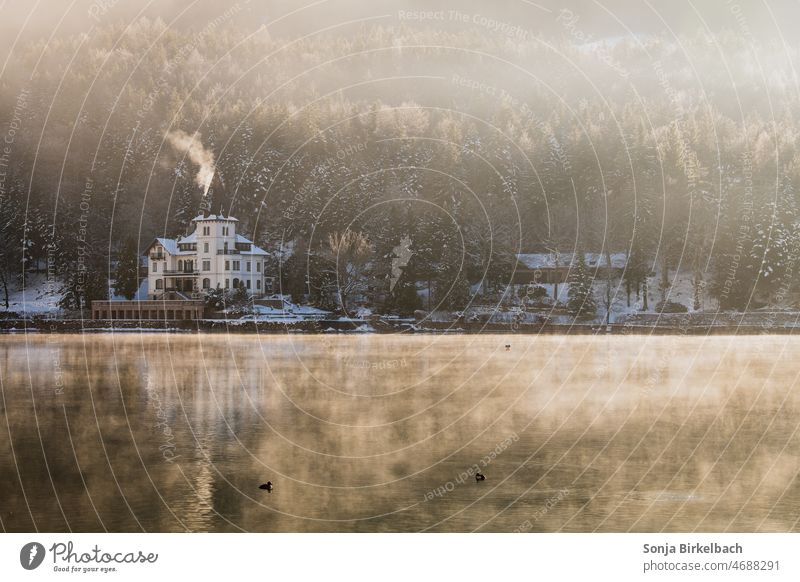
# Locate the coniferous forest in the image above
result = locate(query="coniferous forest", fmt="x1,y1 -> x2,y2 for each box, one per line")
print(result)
1,12 -> 798,316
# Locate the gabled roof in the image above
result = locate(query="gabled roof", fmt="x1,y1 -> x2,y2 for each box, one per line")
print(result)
154,237 -> 178,255
145,237 -> 193,256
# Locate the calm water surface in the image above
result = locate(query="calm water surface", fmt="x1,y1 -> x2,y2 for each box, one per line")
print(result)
1,333 -> 799,532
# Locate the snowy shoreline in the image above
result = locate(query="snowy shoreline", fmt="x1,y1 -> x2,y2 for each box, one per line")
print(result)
1,319 -> 798,335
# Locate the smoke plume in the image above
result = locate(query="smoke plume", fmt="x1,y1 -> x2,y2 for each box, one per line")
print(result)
166,130 -> 216,195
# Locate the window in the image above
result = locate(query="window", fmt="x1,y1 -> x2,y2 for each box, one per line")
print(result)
225,260 -> 230,270
202,278 -> 210,289
152,262 -> 158,272
225,279 -> 230,289
246,280 -> 251,289
156,279 -> 163,289
178,260 -> 183,270
222,226 -> 229,236
233,260 -> 240,270
256,262 -> 261,272
256,280 -> 261,290
233,278 -> 240,289
204,242 -> 209,253
202,260 -> 210,271
203,226 -> 210,236
246,261 -> 251,272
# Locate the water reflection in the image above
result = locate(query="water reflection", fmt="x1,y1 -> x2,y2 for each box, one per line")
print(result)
1,334 -> 799,532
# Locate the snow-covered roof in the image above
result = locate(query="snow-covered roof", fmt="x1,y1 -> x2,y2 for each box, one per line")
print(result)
145,224 -> 268,257
517,252 -> 628,270
147,237 -> 194,255
192,214 -> 238,222
235,233 -> 269,255
155,237 -> 178,255
242,244 -> 268,256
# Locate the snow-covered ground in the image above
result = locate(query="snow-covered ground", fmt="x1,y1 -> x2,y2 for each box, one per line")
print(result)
1,273 -> 62,316
237,298 -> 330,322
1,275 -> 337,324
109,278 -> 149,301
506,272 -> 713,322
1,270 -> 712,325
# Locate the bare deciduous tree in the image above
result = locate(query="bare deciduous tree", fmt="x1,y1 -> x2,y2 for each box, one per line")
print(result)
325,231 -> 372,316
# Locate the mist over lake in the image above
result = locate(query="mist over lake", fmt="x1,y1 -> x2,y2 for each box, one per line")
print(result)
2,333 -> 798,532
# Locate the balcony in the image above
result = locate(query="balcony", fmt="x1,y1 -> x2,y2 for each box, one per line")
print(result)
216,244 -> 251,255
150,254 -> 165,260
161,269 -> 199,275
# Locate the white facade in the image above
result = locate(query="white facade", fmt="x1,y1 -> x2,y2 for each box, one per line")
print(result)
145,214 -> 270,299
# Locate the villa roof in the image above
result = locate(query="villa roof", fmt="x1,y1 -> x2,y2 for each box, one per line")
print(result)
144,215 -> 267,257
241,245 -> 268,256
144,235 -> 268,257
234,234 -> 267,255
154,237 -> 178,255
191,213 -> 239,222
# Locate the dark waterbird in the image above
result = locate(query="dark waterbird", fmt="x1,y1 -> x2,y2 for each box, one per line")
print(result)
476,472 -> 486,482
504,344 -> 511,351
259,481 -> 273,492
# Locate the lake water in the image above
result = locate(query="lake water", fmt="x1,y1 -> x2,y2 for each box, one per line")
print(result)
1,333 -> 799,532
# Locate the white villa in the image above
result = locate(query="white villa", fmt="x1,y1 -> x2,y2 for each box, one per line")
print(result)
144,214 -> 270,299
